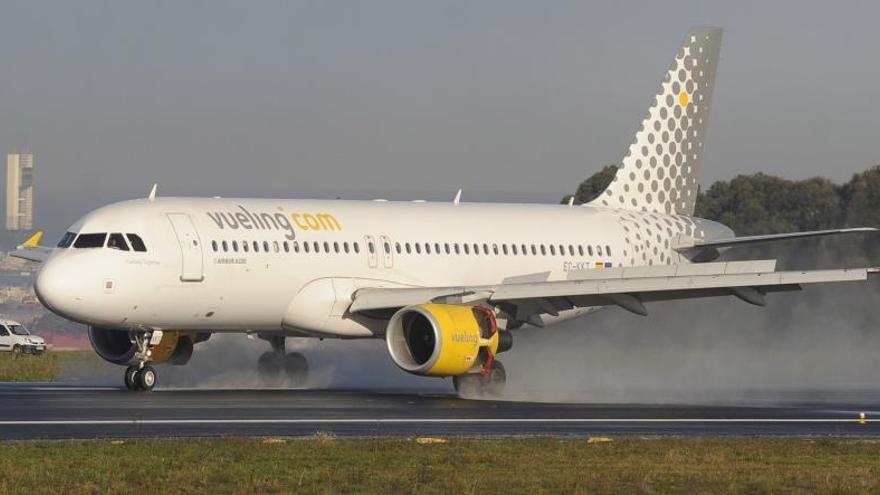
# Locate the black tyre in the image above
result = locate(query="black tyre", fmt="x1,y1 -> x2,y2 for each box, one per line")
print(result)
282,353 -> 309,387
484,361 -> 507,397
124,366 -> 139,391
453,373 -> 481,398
453,361 -> 507,398
136,365 -> 157,392
12,344 -> 20,354
257,352 -> 283,377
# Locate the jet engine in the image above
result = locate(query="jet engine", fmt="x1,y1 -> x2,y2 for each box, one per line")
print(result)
385,304 -> 512,376
88,327 -> 200,366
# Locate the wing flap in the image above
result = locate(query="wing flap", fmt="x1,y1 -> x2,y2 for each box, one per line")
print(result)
350,261 -> 872,314
489,268 -> 866,301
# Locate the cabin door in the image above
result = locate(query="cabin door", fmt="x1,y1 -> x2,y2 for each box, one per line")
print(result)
167,213 -> 205,282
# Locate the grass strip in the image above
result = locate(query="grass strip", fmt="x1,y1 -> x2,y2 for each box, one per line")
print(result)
0,351 -> 95,382
1,436 -> 879,494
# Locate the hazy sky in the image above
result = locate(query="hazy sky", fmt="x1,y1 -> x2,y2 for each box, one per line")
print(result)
0,1 -> 878,235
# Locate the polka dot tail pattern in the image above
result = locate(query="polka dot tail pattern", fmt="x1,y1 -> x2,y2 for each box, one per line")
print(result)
591,27 -> 722,216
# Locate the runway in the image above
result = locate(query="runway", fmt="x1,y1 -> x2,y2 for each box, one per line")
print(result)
2,383 -> 880,439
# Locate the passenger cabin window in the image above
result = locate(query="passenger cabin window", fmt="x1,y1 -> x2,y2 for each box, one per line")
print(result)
107,233 -> 129,251
126,234 -> 147,252
74,233 -> 107,248
57,232 -> 76,248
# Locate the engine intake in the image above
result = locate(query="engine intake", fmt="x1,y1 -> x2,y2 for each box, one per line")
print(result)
88,327 -> 197,366
385,304 -> 509,376
88,326 -> 138,365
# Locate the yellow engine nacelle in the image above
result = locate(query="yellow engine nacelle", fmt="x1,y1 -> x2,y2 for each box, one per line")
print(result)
385,304 -> 500,377
149,332 -> 195,365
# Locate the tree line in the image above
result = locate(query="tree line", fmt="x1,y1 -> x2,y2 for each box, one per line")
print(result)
565,165 -> 880,235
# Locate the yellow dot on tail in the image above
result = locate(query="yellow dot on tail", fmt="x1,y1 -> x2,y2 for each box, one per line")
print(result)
679,91 -> 689,107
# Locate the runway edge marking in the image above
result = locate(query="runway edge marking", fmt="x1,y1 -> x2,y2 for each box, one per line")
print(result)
0,418 -> 872,426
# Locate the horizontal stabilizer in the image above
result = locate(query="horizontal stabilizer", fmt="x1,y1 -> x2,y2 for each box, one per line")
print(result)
674,228 -> 877,251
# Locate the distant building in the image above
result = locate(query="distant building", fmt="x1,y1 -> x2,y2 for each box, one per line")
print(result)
5,153 -> 34,231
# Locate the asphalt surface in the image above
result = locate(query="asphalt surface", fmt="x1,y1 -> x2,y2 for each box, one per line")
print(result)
2,383 -> 880,439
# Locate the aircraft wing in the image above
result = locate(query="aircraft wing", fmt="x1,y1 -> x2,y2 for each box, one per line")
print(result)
9,231 -> 51,263
349,259 -> 878,323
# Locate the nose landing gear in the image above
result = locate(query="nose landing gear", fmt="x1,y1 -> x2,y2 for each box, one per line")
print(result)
123,330 -> 162,392
124,364 -> 157,391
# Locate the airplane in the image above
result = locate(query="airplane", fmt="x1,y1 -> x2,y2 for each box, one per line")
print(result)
12,27 -> 878,394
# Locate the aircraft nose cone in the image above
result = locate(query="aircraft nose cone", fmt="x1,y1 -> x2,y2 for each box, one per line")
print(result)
35,259 -> 83,319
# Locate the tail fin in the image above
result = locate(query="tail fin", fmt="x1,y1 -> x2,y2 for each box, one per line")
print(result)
590,27 -> 722,216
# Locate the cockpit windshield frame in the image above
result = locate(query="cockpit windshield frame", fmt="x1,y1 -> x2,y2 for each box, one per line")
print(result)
57,231 -> 77,248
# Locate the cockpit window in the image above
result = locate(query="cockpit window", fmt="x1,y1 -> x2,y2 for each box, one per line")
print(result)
73,233 -> 107,248
126,234 -> 147,252
107,233 -> 130,251
57,231 -> 77,248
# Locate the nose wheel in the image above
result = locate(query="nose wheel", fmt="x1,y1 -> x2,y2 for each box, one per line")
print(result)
124,364 -> 157,392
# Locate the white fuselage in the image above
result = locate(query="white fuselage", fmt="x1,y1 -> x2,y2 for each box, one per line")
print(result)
34,197 -> 731,338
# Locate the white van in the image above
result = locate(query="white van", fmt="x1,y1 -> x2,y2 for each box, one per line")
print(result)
0,320 -> 46,354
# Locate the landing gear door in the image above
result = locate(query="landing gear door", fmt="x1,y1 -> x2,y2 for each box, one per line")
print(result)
167,213 -> 205,282
379,235 -> 393,268
364,235 -> 378,268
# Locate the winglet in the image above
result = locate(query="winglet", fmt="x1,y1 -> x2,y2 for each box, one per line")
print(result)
22,231 -> 43,248
148,183 -> 158,202
453,189 -> 462,205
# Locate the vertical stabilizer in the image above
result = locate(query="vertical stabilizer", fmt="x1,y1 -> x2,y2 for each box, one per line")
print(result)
590,27 -> 722,215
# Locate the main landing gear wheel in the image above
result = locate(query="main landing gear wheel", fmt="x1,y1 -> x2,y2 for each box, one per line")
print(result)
453,361 -> 506,398
258,352 -> 309,387
124,364 -> 157,392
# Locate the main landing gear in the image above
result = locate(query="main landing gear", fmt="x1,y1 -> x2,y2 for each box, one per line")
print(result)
453,361 -> 506,398
257,335 -> 309,387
